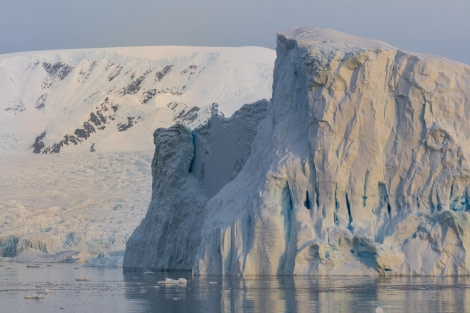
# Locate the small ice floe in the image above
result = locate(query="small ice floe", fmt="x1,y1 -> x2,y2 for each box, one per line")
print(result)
157,278 -> 188,285
375,307 -> 384,313
75,277 -> 90,281
143,271 -> 154,275
208,281 -> 218,285
31,294 -> 44,300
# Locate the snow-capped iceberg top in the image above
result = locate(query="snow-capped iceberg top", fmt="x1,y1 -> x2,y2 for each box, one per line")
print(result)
277,27 -> 394,51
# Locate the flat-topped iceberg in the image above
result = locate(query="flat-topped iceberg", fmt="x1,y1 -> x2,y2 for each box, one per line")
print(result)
124,27 -> 470,275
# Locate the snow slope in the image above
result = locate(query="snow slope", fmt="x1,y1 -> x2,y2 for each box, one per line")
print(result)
0,46 -> 275,261
0,46 -> 274,154
124,27 -> 470,276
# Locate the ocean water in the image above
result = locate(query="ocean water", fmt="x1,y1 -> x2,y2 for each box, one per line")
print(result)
1,263 -> 469,313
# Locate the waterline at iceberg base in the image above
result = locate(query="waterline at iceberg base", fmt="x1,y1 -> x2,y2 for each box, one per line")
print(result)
123,27 -> 470,276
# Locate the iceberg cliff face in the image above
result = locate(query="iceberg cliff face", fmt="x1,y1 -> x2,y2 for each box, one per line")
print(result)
124,27 -> 470,275
123,100 -> 268,269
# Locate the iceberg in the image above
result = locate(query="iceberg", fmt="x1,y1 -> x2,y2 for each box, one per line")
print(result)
124,27 -> 470,276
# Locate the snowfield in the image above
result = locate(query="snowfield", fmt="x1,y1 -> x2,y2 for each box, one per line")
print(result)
0,45 -> 275,263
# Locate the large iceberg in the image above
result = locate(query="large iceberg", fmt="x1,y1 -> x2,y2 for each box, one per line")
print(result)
124,27 -> 470,275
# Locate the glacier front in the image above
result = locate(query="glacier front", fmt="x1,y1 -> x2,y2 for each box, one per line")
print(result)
124,27 -> 470,276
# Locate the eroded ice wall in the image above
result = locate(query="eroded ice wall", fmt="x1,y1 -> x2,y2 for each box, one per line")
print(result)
125,27 -> 470,276
123,100 -> 268,269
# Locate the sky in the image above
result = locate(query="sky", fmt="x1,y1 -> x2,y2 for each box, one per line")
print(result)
0,0 -> 469,65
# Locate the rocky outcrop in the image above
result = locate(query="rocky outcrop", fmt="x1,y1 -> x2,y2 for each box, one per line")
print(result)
124,27 -> 470,276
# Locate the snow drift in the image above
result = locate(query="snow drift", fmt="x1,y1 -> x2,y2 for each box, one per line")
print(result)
124,27 -> 470,275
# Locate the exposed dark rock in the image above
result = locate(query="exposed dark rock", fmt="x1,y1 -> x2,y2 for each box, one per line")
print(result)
175,106 -> 200,124
4,103 -> 26,113
117,116 -> 142,131
122,69 -> 153,95
180,64 -> 198,76
209,102 -> 220,117
141,89 -> 157,104
75,122 -> 95,139
32,131 -> 46,153
42,62 -> 73,79
107,64 -> 123,81
35,97 -> 119,153
41,62 -> 73,88
155,65 -> 173,81
35,94 -> 47,109
77,60 -> 97,82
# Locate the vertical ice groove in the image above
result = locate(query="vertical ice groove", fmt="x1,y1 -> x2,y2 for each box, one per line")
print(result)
345,193 -> 353,231
363,169 -> 370,207
377,182 -> 391,218
241,214 -> 253,275
436,192 -> 443,212
304,190 -> 312,210
465,188 -> 470,212
314,178 -> 320,208
334,184 -> 340,226
188,130 -> 197,173
279,182 -> 295,274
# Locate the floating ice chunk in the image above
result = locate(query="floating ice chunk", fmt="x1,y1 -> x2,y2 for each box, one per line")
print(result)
157,278 -> 188,285
375,307 -> 384,313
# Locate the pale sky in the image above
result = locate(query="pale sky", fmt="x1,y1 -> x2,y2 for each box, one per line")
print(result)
0,0 -> 469,64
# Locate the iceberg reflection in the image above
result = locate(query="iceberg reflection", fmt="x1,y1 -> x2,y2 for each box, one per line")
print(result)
123,271 -> 470,313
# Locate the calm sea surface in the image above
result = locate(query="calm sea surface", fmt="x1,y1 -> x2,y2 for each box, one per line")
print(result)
1,263 -> 469,313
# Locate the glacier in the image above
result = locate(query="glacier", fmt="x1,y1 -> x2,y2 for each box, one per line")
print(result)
124,27 -> 470,276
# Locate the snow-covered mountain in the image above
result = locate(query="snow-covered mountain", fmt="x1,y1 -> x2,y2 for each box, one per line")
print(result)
124,27 -> 470,276
0,46 -> 274,154
0,46 -> 275,262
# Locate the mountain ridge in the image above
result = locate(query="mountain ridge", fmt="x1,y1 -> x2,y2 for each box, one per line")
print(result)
0,46 -> 275,154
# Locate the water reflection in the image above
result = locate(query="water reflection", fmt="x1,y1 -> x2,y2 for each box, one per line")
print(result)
1,264 -> 469,313
123,271 -> 470,313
